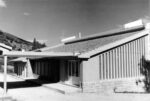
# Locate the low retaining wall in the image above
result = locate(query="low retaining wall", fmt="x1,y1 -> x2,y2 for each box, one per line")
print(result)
82,77 -> 145,93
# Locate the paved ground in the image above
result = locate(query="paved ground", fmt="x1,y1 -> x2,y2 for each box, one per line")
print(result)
7,89 -> 150,101
0,73 -> 150,101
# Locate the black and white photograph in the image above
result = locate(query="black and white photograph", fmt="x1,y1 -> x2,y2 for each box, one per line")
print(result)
0,0 -> 150,101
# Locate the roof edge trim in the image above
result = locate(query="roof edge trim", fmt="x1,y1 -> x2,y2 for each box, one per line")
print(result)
65,25 -> 145,44
0,43 -> 12,50
3,51 -> 75,57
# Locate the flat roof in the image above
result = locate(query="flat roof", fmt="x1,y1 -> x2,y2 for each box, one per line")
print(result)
3,51 -> 77,58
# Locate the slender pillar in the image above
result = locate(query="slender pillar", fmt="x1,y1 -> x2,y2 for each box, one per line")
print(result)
104,53 -> 106,79
110,51 -> 112,79
118,47 -> 121,78
100,55 -> 104,79
3,56 -> 7,95
24,65 -> 27,78
112,50 -> 115,79
115,49 -> 118,78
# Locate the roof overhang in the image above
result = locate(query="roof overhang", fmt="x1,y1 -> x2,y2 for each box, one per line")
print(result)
10,57 -> 27,62
0,43 -> 12,51
3,51 -> 77,58
78,30 -> 149,58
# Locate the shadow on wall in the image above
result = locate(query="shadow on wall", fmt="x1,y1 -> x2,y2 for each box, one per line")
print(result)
139,56 -> 150,92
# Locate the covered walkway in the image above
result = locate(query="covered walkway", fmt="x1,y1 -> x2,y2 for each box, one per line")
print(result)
1,51 -> 80,96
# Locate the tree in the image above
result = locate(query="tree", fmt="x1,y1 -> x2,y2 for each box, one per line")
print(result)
32,38 -> 46,50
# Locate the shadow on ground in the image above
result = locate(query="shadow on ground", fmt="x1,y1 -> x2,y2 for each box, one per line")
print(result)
0,78 -> 58,89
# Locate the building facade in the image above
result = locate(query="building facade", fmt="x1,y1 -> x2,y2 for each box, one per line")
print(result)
12,24 -> 150,93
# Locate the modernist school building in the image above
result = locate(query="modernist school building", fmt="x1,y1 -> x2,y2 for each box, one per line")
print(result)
11,24 -> 150,93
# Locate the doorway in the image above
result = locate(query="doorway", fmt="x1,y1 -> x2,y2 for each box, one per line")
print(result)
65,60 -> 80,86
31,59 -> 60,83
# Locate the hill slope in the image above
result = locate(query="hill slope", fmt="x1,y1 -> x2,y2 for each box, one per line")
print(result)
0,30 -> 33,51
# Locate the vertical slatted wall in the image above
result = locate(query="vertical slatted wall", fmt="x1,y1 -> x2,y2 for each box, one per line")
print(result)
99,36 -> 146,80
14,62 -> 26,78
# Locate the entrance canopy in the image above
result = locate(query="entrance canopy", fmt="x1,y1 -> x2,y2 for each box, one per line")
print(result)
2,51 -> 80,96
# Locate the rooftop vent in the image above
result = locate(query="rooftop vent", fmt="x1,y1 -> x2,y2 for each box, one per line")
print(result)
61,36 -> 76,42
124,19 -> 143,29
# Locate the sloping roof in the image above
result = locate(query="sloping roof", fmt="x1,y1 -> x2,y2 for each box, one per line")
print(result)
35,44 -> 64,52
40,26 -> 146,58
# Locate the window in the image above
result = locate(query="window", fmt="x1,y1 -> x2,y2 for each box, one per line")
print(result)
66,60 -> 80,77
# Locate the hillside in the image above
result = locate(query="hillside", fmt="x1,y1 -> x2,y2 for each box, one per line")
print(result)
0,30 -> 33,51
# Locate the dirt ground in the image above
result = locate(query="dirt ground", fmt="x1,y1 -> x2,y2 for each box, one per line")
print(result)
7,88 -> 150,101
0,73 -> 150,101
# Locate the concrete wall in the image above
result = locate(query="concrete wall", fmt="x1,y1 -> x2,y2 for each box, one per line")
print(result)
82,56 -> 100,83
82,77 -> 145,93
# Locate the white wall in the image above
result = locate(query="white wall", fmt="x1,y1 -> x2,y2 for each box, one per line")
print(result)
82,56 -> 100,83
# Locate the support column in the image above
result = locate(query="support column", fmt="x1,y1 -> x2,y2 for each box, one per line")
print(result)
3,56 -> 7,95
24,65 -> 27,78
27,59 -> 34,78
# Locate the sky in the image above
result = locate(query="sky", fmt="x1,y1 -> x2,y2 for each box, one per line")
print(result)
0,0 -> 148,46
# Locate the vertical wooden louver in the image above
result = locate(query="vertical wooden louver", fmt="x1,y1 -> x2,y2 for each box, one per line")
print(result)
99,36 -> 146,80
